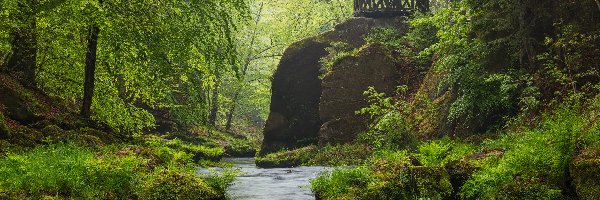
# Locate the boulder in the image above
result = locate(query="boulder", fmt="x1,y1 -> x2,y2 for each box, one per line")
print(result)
261,17 -> 408,154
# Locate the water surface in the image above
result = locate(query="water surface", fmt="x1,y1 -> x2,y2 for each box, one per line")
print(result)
200,158 -> 331,200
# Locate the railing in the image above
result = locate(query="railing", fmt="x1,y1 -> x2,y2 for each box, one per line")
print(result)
354,0 -> 429,17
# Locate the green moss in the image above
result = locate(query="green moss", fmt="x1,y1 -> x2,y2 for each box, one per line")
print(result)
140,169 -> 221,200
308,143 -> 372,166
410,166 -> 452,199
499,177 -> 563,200
225,138 -> 257,157
256,145 -> 318,168
570,148 -> 600,200
165,138 -> 224,162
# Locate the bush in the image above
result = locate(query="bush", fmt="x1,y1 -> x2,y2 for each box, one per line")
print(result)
312,150 -> 454,200
311,167 -> 374,199
460,104 -> 586,199
140,169 -> 222,200
416,138 -> 476,167
357,86 -> 416,150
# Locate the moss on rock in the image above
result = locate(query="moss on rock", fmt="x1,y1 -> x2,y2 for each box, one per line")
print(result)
141,169 -> 222,200
410,166 -> 453,199
571,148 -> 600,200
256,145 -> 318,168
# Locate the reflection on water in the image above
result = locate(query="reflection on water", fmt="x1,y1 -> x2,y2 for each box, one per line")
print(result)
198,158 -> 331,200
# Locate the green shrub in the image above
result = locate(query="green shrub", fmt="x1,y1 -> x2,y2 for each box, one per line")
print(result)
365,27 -> 403,49
311,166 -> 374,199
357,86 -> 416,150
312,150 -> 454,200
200,168 -> 241,195
140,169 -> 221,200
416,138 -> 476,167
460,104 -> 586,199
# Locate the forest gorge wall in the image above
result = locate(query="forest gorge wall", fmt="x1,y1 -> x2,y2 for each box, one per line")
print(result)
261,17 -> 414,154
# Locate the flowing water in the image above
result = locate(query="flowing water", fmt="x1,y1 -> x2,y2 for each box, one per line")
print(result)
198,158 -> 331,200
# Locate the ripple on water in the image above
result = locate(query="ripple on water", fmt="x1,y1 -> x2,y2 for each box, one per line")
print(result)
198,158 -> 331,200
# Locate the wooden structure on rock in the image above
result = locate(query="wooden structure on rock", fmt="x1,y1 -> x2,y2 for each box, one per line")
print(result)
354,0 -> 429,17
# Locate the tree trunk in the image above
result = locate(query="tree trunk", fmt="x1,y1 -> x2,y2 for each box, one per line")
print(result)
81,25 -> 100,118
5,0 -> 37,87
224,93 -> 239,131
208,81 -> 220,126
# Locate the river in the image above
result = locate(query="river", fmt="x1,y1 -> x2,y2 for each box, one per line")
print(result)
198,158 -> 331,200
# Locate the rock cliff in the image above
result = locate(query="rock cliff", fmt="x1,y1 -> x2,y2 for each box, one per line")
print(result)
261,17 -> 410,154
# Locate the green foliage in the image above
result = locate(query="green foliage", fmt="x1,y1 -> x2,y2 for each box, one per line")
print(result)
312,150 -> 453,200
460,102 -> 589,199
0,143 -> 143,199
357,86 -> 416,150
311,166 -> 374,199
164,138 -> 225,161
416,138 -> 476,167
319,42 -> 358,79
199,168 -> 241,195
365,27 -> 404,49
403,15 -> 439,71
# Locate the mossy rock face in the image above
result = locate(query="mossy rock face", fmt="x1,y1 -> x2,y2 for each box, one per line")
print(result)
41,125 -> 63,137
410,166 -> 452,199
0,113 -> 10,139
0,86 -> 43,125
499,177 -> 563,200
571,148 -> 600,200
446,158 -> 480,198
141,170 -> 222,200
261,17 -> 408,155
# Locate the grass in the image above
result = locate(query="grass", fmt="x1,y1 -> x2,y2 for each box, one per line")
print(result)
0,137 -> 237,199
0,143 -> 141,199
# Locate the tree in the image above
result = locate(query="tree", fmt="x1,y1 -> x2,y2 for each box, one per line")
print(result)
4,0 -> 37,87
80,16 -> 100,118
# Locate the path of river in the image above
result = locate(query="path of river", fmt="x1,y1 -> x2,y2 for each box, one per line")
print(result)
198,158 -> 331,200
